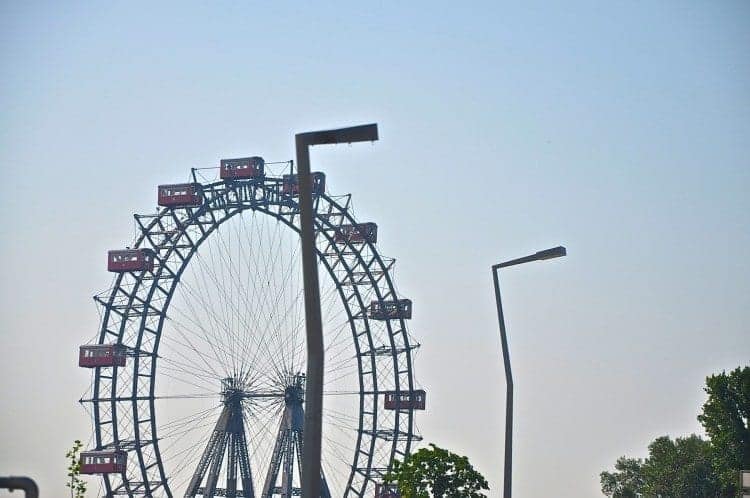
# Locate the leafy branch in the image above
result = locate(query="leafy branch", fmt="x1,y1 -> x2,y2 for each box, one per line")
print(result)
66,439 -> 87,498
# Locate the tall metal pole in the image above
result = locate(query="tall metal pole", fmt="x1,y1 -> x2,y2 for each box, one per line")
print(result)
296,137 -> 325,498
296,124 -> 379,498
491,246 -> 566,498
492,267 -> 513,498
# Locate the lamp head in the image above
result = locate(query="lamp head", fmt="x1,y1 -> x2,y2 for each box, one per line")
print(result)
535,246 -> 567,260
298,123 -> 379,146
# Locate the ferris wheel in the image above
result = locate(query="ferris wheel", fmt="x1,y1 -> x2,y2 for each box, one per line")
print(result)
77,156 -> 425,498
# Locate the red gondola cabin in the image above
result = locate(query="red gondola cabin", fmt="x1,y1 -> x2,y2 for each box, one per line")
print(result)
282,172 -> 326,196
79,344 -> 126,368
220,156 -> 265,180
375,484 -> 400,498
79,450 -> 127,474
384,390 -> 426,410
107,249 -> 155,273
369,299 -> 412,320
334,223 -> 378,244
158,183 -> 203,207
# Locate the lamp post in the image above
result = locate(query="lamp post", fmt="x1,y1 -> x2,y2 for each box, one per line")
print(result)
296,123 -> 379,498
492,246 -> 566,498
0,477 -> 38,498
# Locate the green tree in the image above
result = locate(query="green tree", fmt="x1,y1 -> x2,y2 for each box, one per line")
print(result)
384,443 -> 489,498
600,457 -> 644,498
601,365 -> 750,497
697,366 -> 750,496
641,435 -> 720,497
601,435 -> 720,497
66,439 -> 87,498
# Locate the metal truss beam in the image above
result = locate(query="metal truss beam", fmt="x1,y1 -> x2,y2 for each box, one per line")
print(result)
184,396 -> 255,498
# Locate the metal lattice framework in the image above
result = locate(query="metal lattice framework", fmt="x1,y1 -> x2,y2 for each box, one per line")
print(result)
82,163 -> 421,498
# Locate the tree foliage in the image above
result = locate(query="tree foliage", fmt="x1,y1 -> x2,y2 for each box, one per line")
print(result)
641,435 -> 720,497
600,436 -> 720,498
66,439 -> 87,498
601,365 -> 749,498
697,366 -> 750,495
600,457 -> 644,498
385,443 -> 489,498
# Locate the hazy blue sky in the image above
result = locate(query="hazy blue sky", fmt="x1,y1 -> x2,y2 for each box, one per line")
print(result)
1,2 -> 748,497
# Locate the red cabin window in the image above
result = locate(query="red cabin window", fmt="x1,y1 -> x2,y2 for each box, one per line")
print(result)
375,483 -> 400,498
107,249 -> 155,273
79,450 -> 127,474
220,157 -> 265,180
334,223 -> 378,244
79,344 -> 126,368
282,172 -> 325,196
384,390 -> 426,411
369,299 -> 412,320
158,183 -> 203,207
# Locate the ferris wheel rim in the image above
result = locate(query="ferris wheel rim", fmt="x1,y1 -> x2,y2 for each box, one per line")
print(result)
87,172 -> 419,498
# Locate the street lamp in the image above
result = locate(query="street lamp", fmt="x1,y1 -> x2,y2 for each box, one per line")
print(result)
296,123 -> 379,498
492,245 -> 566,498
